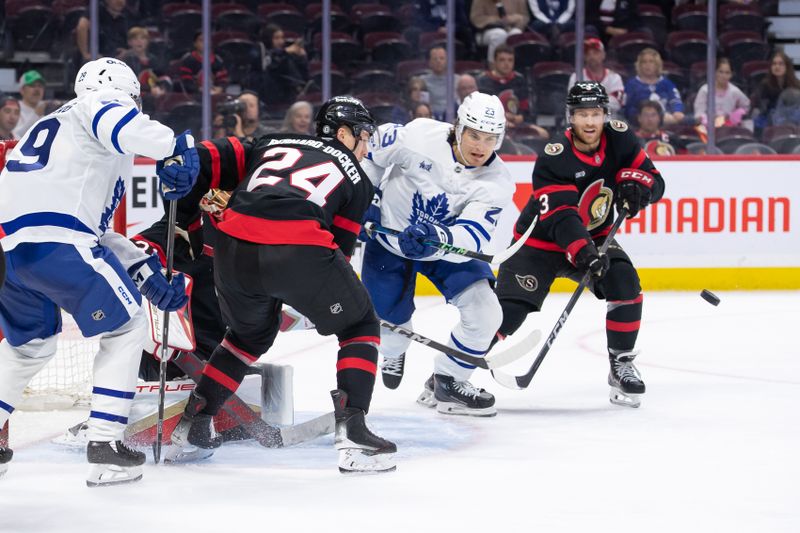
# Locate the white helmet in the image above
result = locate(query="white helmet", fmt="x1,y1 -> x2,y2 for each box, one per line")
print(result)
74,57 -> 141,105
456,92 -> 505,150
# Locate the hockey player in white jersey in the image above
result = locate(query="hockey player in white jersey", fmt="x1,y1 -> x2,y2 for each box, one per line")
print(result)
0,58 -> 198,485
361,92 -> 514,416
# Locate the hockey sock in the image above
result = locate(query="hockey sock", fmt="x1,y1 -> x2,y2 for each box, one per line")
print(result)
336,331 -> 380,413
497,299 -> 536,338
606,293 -> 643,354
195,337 -> 258,416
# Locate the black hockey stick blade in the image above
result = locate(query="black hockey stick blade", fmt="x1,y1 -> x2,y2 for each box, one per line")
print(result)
491,208 -> 629,390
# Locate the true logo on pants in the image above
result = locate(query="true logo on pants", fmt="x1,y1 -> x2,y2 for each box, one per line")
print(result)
515,274 -> 538,292
330,303 -> 343,314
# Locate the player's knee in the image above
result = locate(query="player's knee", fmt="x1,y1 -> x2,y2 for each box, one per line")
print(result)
337,312 -> 380,347
602,260 -> 641,301
498,298 -> 536,337
454,282 -> 502,338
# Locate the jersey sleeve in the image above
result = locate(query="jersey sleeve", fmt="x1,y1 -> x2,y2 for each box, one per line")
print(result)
617,128 -> 666,203
331,177 -> 374,258
82,90 -> 175,160
176,136 -> 254,231
365,123 -> 412,174
532,154 -> 590,251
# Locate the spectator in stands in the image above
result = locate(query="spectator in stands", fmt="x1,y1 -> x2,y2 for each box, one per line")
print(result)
470,0 -> 529,64
528,0 -> 576,40
624,48 -> 685,126
586,0 -> 640,39
390,77 -> 430,124
176,32 -> 229,95
421,45 -> 460,120
751,50 -> 800,133
76,0 -> 139,64
456,74 -> 478,104
498,89 -> 549,137
0,95 -> 21,141
567,38 -> 625,118
769,88 -> 800,128
477,45 -> 530,117
693,58 -> 750,129
258,24 -> 310,106
237,91 -> 274,141
413,0 -> 475,58
412,102 -> 433,119
635,100 -> 674,148
118,27 -> 165,78
12,71 -> 47,139
280,101 -> 313,135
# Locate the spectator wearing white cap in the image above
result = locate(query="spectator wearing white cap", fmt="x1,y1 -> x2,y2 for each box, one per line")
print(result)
567,38 -> 625,118
12,70 -> 47,139
0,95 -> 21,141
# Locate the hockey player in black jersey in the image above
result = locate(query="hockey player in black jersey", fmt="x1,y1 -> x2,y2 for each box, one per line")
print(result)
168,96 -> 396,473
494,81 -> 665,407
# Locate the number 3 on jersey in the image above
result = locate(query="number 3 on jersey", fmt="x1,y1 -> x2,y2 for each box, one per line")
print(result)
247,146 -> 344,207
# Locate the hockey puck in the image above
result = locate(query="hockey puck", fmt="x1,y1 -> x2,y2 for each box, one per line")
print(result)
700,289 -> 720,306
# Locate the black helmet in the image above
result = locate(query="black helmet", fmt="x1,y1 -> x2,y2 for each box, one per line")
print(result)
315,95 -> 377,139
566,80 -> 609,114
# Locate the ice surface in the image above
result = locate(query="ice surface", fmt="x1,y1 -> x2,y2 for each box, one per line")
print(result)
1,292 -> 798,533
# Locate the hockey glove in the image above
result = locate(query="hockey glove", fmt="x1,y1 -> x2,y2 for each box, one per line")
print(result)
567,239 -> 609,280
128,254 -> 188,312
615,168 -> 654,219
358,189 -> 382,242
397,222 -> 452,260
157,130 -> 200,201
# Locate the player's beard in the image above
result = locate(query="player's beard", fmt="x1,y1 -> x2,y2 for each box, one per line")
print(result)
572,124 -> 602,150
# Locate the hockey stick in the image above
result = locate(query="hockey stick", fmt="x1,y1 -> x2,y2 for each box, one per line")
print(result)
170,351 -> 333,450
379,319 -> 541,370
153,199 -> 178,464
364,216 -> 537,265
491,208 -> 629,390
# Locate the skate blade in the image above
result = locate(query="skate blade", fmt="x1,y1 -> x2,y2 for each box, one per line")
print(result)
609,388 -> 642,408
86,464 -> 143,487
164,444 -> 215,464
436,401 -> 497,417
338,449 -> 396,474
0,464 -> 8,478
416,389 -> 437,408
51,426 -> 89,448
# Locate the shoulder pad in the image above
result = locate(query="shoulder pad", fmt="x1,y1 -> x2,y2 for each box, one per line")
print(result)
608,119 -> 629,132
543,143 -> 564,156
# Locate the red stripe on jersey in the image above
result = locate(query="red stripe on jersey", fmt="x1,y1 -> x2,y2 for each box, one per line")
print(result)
606,319 -> 641,332
202,365 -> 240,392
534,184 -> 578,197
540,204 -> 577,221
565,238 -> 588,265
609,294 -> 644,306
339,336 -> 381,348
566,129 -> 607,167
332,215 -> 361,235
218,210 -> 337,248
228,137 -> 246,180
202,244 -> 214,257
514,230 -> 564,252
336,357 -> 377,375
200,140 -> 221,189
187,218 -> 202,232
631,148 -> 647,169
221,338 -> 258,364
131,236 -> 166,265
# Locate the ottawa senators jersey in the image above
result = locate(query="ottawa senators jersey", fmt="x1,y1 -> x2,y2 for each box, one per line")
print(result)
514,120 -> 665,253
177,134 -> 374,258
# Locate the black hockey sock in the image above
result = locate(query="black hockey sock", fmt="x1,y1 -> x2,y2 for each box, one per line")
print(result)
336,337 -> 379,414
498,299 -> 536,338
195,338 -> 259,416
606,293 -> 643,354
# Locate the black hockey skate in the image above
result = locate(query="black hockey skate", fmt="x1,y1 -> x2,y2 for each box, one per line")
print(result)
433,374 -> 496,417
380,353 -> 406,389
0,447 -> 12,479
86,440 -> 145,487
166,391 -> 222,463
331,389 -> 396,474
608,350 -> 646,408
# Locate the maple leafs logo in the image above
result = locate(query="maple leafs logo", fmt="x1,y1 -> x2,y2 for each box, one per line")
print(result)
408,192 -> 455,226
99,176 -> 125,234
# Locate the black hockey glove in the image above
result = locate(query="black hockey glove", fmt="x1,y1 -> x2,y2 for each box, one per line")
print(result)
615,168 -> 654,218
568,239 -> 609,280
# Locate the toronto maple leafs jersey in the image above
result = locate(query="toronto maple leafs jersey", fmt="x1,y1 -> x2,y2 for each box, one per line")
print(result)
363,118 -> 514,263
0,89 -> 177,252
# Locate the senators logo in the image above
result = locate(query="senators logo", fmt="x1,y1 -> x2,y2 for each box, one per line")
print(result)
609,120 -> 628,132
544,143 -> 564,156
515,274 -> 538,292
578,179 -> 613,230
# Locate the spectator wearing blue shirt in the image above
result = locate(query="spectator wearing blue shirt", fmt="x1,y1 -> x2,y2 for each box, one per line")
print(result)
624,48 -> 685,126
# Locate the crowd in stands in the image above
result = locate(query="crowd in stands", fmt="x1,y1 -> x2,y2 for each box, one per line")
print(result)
2,0 -> 799,156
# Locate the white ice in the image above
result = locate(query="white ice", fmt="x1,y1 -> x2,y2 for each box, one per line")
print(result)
1,291 -> 798,533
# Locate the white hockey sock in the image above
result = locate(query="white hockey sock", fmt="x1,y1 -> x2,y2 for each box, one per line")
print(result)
0,336 -> 58,426
87,310 -> 147,442
379,319 -> 413,360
